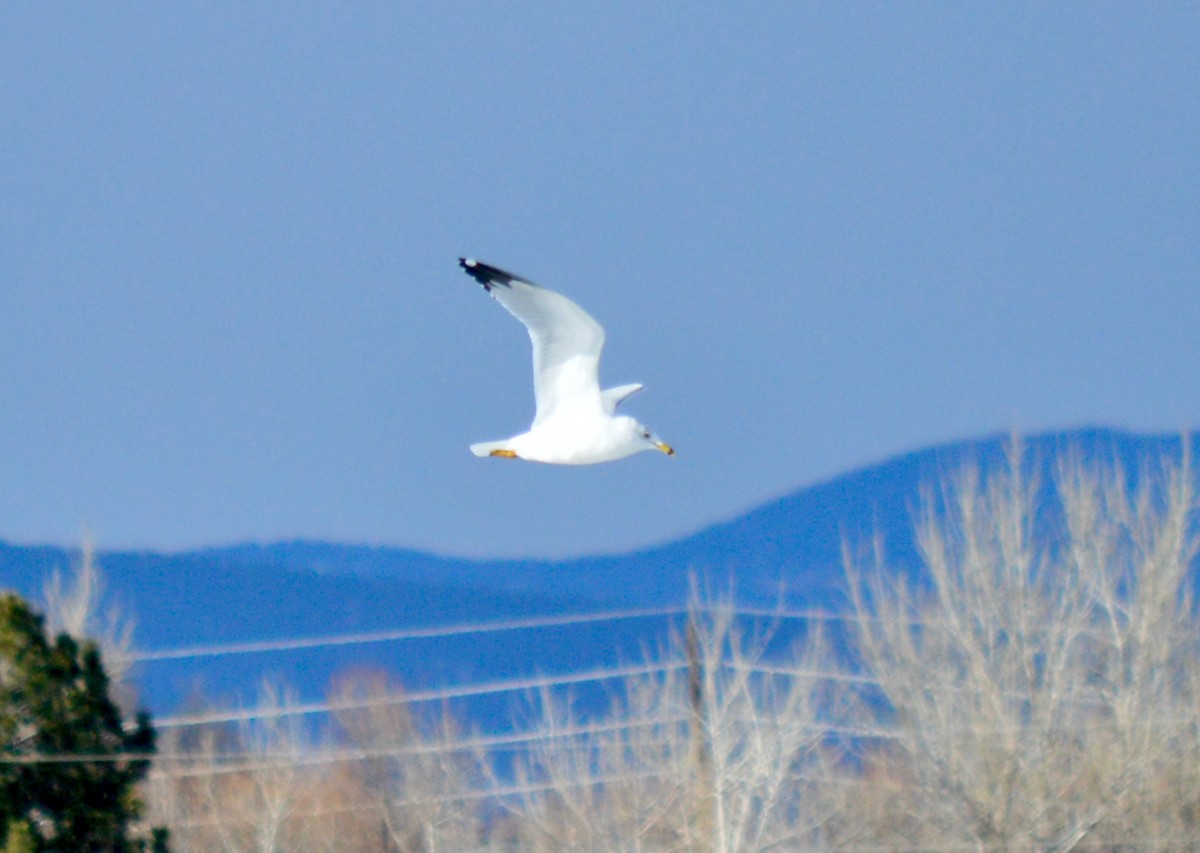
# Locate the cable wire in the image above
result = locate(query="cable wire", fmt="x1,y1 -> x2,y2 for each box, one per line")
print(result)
129,605 -> 688,663
152,658 -> 690,729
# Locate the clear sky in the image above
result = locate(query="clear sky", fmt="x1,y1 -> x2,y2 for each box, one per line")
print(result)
1,4 -> 1197,559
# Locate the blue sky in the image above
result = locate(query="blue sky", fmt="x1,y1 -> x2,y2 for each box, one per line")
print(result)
1,4 -> 1197,559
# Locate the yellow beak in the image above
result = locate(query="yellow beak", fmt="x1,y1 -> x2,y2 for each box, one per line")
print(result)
656,442 -> 675,456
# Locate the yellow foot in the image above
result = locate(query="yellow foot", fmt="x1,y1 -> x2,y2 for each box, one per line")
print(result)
489,449 -> 519,459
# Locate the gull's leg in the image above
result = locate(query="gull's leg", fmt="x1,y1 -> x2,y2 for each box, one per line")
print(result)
489,449 -> 519,459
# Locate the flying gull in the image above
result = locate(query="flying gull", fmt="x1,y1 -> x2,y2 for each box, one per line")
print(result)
458,258 -> 674,464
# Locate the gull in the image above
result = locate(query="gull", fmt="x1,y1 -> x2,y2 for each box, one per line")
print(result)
458,257 -> 674,464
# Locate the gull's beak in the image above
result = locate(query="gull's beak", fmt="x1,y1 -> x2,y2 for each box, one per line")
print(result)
655,442 -> 675,456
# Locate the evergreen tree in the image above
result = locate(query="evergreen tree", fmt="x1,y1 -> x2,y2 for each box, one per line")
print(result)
0,592 -> 167,852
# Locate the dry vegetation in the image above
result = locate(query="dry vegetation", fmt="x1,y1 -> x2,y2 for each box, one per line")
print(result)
836,442 -> 1200,850
48,442 -> 1200,851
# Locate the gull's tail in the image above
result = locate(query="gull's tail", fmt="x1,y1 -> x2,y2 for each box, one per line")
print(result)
470,439 -> 511,458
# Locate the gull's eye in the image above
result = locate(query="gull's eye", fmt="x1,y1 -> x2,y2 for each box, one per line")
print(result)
641,430 -> 651,439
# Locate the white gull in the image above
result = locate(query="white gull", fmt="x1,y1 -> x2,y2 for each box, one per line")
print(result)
458,258 -> 674,465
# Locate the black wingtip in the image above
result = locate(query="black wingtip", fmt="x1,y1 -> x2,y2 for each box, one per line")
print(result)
457,257 -> 524,291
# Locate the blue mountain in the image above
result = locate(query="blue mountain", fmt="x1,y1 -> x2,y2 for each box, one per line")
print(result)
0,427 -> 1192,718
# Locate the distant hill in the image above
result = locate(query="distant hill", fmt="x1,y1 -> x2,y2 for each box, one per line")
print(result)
0,427 -> 1193,717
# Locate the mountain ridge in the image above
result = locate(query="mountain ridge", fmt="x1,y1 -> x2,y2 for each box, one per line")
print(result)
164,425 -> 1198,604
1,426 -> 1194,715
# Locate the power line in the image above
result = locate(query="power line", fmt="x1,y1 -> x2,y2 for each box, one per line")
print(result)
140,655 -> 1125,733
124,605 -> 882,666
147,658 -> 892,731
1,715 -> 695,770
0,719 -> 898,769
159,767 -> 677,832
150,715 -> 697,778
13,709 -> 1200,769
152,659 -> 690,729
128,605 -> 688,663
32,696 -> 1200,768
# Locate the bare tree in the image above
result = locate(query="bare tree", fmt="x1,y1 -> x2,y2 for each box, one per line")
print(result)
497,668 -> 693,852
41,534 -> 136,694
501,593 -> 840,852
148,672 -> 488,853
241,682 -> 308,852
149,682 -> 322,853
844,439 -> 1200,851
328,669 -> 480,853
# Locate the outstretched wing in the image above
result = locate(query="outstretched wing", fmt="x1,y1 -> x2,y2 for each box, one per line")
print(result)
459,258 -> 605,425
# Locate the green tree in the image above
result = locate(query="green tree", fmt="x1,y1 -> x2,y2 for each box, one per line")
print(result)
0,592 -> 166,852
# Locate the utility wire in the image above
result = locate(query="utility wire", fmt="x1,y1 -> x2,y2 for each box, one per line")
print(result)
2,715 -> 695,769
150,715 -> 698,778
160,767 -> 676,832
125,605 -> 868,665
129,605 -> 689,663
152,659 -> 690,729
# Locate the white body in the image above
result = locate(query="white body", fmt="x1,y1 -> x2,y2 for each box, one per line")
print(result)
471,405 -> 653,465
459,258 -> 672,465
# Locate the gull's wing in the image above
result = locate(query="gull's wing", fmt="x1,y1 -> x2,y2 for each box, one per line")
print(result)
601,382 -> 644,414
459,258 -> 605,425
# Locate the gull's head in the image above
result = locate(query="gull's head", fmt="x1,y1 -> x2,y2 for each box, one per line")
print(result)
622,417 -> 674,457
